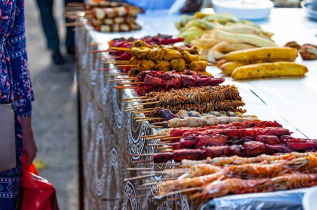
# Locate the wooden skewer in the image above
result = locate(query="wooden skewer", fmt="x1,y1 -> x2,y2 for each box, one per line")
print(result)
133,117 -> 163,120
104,73 -> 129,77
135,162 -> 179,167
146,138 -> 170,143
117,76 -> 137,79
151,126 -> 164,129
157,146 -> 172,150
124,106 -> 143,112
145,135 -> 168,140
124,174 -> 156,182
159,140 -> 172,144
141,171 -> 167,175
151,121 -> 168,125
113,86 -> 142,89
155,187 -> 201,198
132,110 -> 154,114
127,168 -> 154,171
129,98 -> 157,102
110,47 -> 132,51
124,96 -> 147,100
108,78 -> 137,82
142,179 -> 175,186
141,182 -> 161,187
118,82 -> 143,86
148,143 -> 172,146
161,150 -> 173,153
142,182 -> 159,187
132,101 -> 159,106
126,108 -> 154,112
116,64 -> 137,67
136,119 -> 156,122
164,136 -> 181,140
125,108 -> 143,112
141,169 -> 187,175
129,153 -> 158,157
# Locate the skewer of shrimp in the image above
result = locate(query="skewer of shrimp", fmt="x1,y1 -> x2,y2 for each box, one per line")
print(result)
191,178 -> 269,201
158,172 -> 224,195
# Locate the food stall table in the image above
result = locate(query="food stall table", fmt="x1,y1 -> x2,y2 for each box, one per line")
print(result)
75,8 -> 317,210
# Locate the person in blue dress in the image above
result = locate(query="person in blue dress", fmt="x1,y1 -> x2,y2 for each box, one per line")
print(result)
0,0 -> 37,209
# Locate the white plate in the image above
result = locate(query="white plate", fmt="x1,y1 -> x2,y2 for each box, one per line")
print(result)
212,0 -> 274,20
303,186 -> 317,210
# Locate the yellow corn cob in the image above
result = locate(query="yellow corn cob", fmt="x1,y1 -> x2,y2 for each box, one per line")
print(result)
231,62 -> 308,80
225,47 -> 298,62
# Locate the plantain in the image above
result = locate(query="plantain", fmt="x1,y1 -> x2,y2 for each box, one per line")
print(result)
214,29 -> 278,47
231,62 -> 308,80
225,47 -> 298,62
220,62 -> 247,75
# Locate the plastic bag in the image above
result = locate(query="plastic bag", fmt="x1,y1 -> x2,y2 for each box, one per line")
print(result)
20,154 -> 59,210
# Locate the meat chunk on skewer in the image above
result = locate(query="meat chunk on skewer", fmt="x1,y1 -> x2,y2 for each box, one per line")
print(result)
173,149 -> 206,162
244,141 -> 266,156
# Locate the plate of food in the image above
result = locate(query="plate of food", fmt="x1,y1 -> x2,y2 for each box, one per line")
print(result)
212,0 -> 274,20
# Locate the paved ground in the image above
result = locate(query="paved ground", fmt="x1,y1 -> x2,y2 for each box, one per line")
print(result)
25,1 -> 78,210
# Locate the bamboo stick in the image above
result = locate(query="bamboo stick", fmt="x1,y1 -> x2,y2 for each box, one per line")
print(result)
127,168 -> 154,171
145,135 -> 168,140
132,110 -> 154,114
116,77 -> 137,80
113,86 -> 142,89
124,174 -> 156,182
132,101 -> 159,106
129,153 -> 158,157
117,82 -> 143,86
133,117 -> 163,120
116,64 -> 136,67
151,126 -> 164,129
108,78 -> 137,82
157,146 -> 172,150
110,47 -> 132,51
124,96 -> 147,100
151,121 -> 168,125
155,187 -> 201,198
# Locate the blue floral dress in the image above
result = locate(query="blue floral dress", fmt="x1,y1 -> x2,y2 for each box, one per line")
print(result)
0,0 -> 34,209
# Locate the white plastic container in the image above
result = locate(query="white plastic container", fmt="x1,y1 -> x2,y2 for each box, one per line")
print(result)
212,0 -> 274,20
